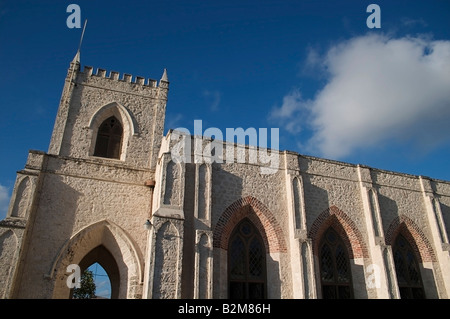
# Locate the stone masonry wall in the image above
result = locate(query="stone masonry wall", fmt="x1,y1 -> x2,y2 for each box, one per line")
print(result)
13,153 -> 153,298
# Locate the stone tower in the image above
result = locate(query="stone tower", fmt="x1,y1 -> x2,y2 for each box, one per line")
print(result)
0,52 -> 169,298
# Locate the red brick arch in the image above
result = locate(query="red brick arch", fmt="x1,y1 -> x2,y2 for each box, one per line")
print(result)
386,215 -> 436,263
213,196 -> 287,253
308,206 -> 369,259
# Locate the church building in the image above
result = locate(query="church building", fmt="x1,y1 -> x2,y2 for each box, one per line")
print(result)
1,52 -> 449,299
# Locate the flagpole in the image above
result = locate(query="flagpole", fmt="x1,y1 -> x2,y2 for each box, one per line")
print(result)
78,19 -> 88,53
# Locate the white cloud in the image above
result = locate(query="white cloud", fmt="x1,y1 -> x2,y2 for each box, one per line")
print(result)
0,184 -> 11,220
271,33 -> 450,159
269,89 -> 310,134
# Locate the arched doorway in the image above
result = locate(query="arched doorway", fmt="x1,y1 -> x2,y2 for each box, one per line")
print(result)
75,245 -> 120,299
228,218 -> 267,299
51,220 -> 144,299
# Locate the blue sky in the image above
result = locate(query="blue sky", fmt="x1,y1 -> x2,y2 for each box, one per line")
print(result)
1,0 -> 450,225
88,262 -> 111,299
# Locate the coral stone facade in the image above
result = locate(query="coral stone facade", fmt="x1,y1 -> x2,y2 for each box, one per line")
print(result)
1,54 -> 449,299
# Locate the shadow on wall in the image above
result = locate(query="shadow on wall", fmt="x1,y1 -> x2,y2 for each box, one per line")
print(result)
352,263 -> 369,299
181,162 -> 196,299
181,164 -> 248,299
377,192 -> 398,233
23,174 -> 80,298
439,202 -> 450,242
421,266 -> 440,299
266,253 -> 281,298
212,165 -> 244,205
57,87 -> 83,157
298,157 -> 330,227
211,167 -> 246,299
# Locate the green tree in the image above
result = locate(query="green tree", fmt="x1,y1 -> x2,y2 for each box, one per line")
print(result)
73,269 -> 96,299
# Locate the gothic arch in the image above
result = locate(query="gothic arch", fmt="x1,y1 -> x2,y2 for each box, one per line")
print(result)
386,215 -> 436,263
10,176 -> 32,218
77,245 -> 120,299
213,196 -> 287,253
163,160 -> 182,206
153,221 -> 181,299
0,230 -> 19,298
50,220 -> 144,299
308,205 -> 369,259
88,102 -> 138,160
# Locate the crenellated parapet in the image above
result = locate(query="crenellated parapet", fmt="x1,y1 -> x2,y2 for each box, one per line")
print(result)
74,65 -> 169,98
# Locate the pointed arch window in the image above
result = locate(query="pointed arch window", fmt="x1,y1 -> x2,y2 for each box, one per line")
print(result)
319,227 -> 353,299
228,219 -> 266,299
393,234 -> 426,299
93,116 -> 123,159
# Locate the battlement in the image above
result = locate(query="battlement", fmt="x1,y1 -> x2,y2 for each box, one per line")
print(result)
81,65 -> 167,88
